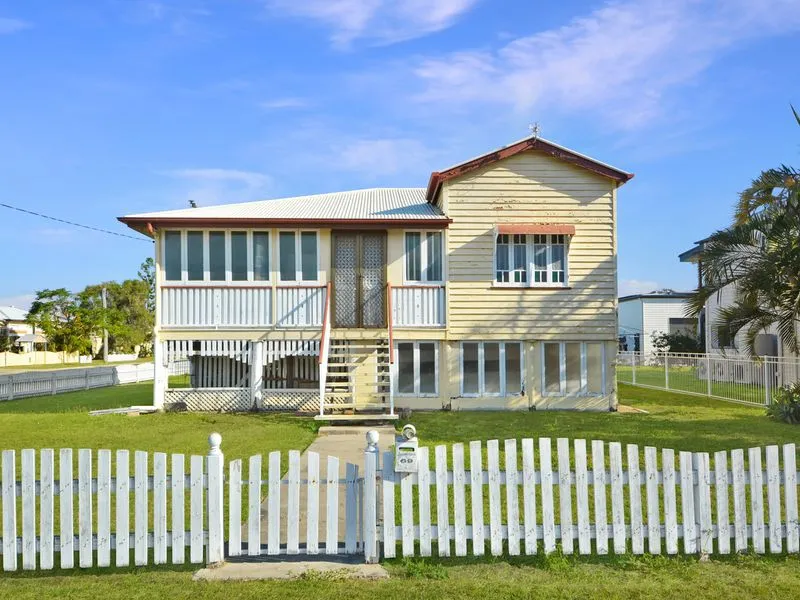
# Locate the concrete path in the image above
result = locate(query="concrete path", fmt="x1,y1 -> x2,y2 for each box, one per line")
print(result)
253,425 -> 396,549
194,557 -> 389,581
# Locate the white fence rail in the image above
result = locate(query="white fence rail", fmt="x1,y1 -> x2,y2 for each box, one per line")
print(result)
3,433 -> 799,572
617,351 -> 800,406
0,363 -> 154,402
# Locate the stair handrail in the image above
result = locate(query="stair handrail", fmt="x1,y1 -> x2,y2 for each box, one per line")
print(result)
318,282 -> 332,416
387,282 -> 395,364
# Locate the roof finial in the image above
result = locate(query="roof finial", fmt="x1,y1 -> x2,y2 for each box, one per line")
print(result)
528,122 -> 541,140
188,199 -> 197,208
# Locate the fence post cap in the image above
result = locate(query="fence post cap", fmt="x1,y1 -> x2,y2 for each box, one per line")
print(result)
365,429 -> 379,451
208,432 -> 222,455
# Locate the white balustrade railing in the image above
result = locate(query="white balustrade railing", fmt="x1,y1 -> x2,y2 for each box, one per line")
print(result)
276,286 -> 327,327
161,286 -> 272,328
391,285 -> 446,327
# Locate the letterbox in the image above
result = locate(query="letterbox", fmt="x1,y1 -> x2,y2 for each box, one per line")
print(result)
394,424 -> 419,473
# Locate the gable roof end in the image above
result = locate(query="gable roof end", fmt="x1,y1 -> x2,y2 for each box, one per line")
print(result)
425,135 -> 634,203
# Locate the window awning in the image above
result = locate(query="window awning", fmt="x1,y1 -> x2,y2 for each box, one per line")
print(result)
496,223 -> 576,235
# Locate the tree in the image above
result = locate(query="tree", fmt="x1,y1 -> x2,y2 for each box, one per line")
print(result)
80,279 -> 153,355
26,288 -> 99,354
651,331 -> 704,354
688,106 -> 800,355
138,257 -> 155,314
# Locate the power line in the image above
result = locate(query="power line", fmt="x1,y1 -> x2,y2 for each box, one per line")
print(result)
0,202 -> 151,242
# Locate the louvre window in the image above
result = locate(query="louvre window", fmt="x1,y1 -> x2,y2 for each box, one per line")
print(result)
405,231 -> 444,283
460,342 -> 524,396
542,342 -> 606,396
280,231 -> 319,282
164,231 -> 182,281
395,341 -> 438,396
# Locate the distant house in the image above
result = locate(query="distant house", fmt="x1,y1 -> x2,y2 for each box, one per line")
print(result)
618,292 -> 696,355
680,240 -> 785,357
0,306 -> 33,350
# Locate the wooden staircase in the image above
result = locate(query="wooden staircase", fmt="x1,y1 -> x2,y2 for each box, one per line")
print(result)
320,339 -> 393,417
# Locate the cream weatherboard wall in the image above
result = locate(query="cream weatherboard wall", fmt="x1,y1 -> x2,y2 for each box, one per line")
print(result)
431,150 -> 619,410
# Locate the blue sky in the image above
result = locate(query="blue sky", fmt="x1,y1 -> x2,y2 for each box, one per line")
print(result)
1,0 -> 799,308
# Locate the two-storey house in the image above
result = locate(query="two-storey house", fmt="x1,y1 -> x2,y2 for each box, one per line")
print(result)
120,135 -> 633,417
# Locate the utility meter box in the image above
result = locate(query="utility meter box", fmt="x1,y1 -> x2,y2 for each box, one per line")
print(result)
394,439 -> 419,473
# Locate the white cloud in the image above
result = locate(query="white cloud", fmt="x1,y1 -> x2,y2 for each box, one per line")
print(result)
619,279 -> 661,296
334,137 -> 434,176
0,17 -> 31,34
409,0 -> 800,129
259,97 -> 309,110
267,0 -> 479,46
161,168 -> 273,206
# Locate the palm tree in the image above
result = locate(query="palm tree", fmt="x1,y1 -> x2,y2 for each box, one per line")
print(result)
688,106 -> 800,355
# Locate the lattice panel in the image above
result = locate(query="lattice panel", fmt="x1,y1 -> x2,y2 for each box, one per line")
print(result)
164,388 -> 252,412
334,234 -> 358,327
361,233 -> 386,327
261,390 -> 320,413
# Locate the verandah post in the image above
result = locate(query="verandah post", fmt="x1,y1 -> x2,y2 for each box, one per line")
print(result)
207,432 -> 225,565
363,430 -> 380,563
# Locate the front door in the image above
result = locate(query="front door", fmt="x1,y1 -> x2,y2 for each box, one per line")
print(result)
333,232 -> 387,328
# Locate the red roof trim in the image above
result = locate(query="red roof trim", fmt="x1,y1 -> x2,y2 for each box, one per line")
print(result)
426,138 -> 634,203
118,216 -> 452,237
497,223 -> 576,235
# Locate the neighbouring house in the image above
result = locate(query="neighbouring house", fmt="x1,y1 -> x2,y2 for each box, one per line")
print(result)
617,291 -> 696,355
0,305 -> 34,351
680,239 -> 788,357
119,135 -> 633,415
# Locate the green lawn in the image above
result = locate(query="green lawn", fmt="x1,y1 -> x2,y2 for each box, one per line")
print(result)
409,383 -> 800,456
3,381 -> 800,599
0,382 -> 319,463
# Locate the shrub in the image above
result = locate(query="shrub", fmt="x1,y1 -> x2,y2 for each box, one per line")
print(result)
767,382 -> 800,424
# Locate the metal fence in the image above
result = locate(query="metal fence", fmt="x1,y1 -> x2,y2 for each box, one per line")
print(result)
617,351 -> 800,406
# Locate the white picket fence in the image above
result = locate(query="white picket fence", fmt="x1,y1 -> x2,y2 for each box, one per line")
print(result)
377,438 -> 800,558
1,434 -> 799,572
0,363 -> 154,402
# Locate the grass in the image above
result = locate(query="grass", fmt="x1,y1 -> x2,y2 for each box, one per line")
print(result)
0,382 -> 319,462
3,380 -> 800,598
3,553 -> 800,599
407,383 -> 799,456
0,357 -> 152,373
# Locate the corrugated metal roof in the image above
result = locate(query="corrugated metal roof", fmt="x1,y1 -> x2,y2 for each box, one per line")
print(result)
0,306 -> 28,321
123,188 -> 444,221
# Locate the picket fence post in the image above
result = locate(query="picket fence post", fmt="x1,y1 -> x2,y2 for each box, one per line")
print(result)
664,353 -> 670,390
207,432 -> 225,565
705,354 -> 712,397
363,430 -> 380,563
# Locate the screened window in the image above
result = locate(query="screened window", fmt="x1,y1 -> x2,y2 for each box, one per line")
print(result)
395,341 -> 438,396
279,231 -> 318,282
231,232 -> 248,281
460,342 -> 524,396
164,231 -> 182,281
186,231 -> 204,281
253,232 -> 270,281
405,231 -> 443,283
209,232 -> 226,281
541,342 -> 605,396
495,233 -> 568,286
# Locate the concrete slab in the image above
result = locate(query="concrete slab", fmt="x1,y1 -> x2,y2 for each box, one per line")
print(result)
193,559 -> 389,581
254,425 -> 397,546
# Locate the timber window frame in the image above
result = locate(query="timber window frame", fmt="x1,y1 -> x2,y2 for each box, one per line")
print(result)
394,341 -> 439,397
541,341 -> 606,397
404,231 -> 444,284
161,230 -> 271,284
494,233 -> 569,288
459,341 -> 524,397
278,230 -> 320,283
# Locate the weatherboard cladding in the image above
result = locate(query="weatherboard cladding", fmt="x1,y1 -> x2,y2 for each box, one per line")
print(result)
124,188 -> 443,221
